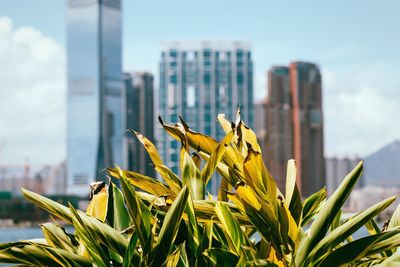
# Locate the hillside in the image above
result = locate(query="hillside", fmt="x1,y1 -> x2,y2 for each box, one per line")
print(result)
363,140 -> 400,187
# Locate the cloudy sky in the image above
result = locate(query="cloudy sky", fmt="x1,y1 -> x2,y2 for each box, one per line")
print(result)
0,0 -> 399,170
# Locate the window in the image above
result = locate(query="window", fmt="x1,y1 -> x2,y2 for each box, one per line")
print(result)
187,85 -> 195,107
186,51 -> 195,61
203,50 -> 211,57
168,84 -> 175,108
237,73 -> 243,85
219,51 -> 226,61
169,74 -> 177,84
204,73 -> 211,84
169,50 -> 177,57
219,86 -> 226,97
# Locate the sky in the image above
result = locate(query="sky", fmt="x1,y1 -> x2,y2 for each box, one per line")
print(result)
0,0 -> 399,170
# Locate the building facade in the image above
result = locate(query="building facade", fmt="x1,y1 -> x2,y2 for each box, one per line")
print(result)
66,0 -> 123,196
264,62 -> 325,197
123,72 -> 155,177
290,62 -> 325,197
265,66 -> 293,191
254,97 -> 267,159
158,42 -> 253,195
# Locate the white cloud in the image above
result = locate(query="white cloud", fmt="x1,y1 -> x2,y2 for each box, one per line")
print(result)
322,63 -> 400,157
0,17 -> 66,170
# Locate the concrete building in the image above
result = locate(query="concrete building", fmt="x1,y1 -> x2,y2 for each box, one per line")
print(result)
290,62 -> 325,197
264,62 -> 325,197
265,66 -> 293,191
123,72 -> 155,177
158,41 -> 253,195
254,97 -> 267,158
66,0 -> 123,196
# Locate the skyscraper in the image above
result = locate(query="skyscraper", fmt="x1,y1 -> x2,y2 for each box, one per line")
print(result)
290,62 -> 325,197
123,72 -> 155,177
265,66 -> 293,191
265,62 -> 325,197
66,0 -> 123,196
254,97 -> 267,159
158,41 -> 253,194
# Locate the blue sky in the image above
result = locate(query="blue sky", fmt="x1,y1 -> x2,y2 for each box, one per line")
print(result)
0,0 -> 400,169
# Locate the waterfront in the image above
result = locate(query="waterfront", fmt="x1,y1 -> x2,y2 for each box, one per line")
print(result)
0,226 -> 74,243
0,225 -> 370,243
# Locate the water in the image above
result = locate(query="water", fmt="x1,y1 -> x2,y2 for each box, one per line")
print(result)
0,227 -> 44,243
0,225 -> 370,243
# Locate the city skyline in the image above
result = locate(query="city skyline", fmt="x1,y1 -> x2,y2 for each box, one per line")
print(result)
0,1 -> 400,170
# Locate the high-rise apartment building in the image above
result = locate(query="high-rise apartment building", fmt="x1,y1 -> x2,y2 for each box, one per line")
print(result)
265,66 -> 293,191
158,42 -> 253,195
66,0 -> 123,196
123,72 -> 155,177
254,97 -> 267,158
290,62 -> 325,197
265,62 -> 325,197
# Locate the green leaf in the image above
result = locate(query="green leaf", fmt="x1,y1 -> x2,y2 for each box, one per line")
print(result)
215,201 -> 247,254
285,159 -> 302,224
40,223 -> 78,253
307,196 -> 396,265
155,165 -> 182,194
295,161 -> 363,266
151,186 -> 189,266
0,242 -> 92,267
201,143 -> 227,185
203,248 -> 239,267
388,203 -> 400,229
122,232 -> 140,267
109,183 -> 131,232
22,188 -> 74,224
181,149 -> 204,200
301,187 -> 326,226
162,246 -> 181,267
185,193 -> 200,255
120,174 -> 152,254
23,188 -> 128,257
329,209 -> 342,232
69,203 -> 110,267
318,230 -> 400,267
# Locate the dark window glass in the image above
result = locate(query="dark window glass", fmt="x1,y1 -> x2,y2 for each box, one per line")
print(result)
170,74 -> 177,83
237,73 -> 243,85
204,73 -> 211,84
169,50 -> 177,57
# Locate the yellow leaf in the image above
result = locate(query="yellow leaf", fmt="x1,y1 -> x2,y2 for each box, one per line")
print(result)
132,130 -> 163,167
86,181 -> 108,222
236,184 -> 261,210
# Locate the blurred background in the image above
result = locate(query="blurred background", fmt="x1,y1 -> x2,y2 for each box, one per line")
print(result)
0,0 -> 399,238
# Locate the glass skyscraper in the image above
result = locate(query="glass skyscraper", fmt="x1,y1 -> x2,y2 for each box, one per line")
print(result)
66,0 -> 123,196
123,72 -> 155,178
158,41 -> 253,195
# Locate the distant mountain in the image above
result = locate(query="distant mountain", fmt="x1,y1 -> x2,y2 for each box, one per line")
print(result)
363,140 -> 400,187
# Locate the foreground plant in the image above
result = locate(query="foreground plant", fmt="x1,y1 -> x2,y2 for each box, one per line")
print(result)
1,110 -> 400,266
